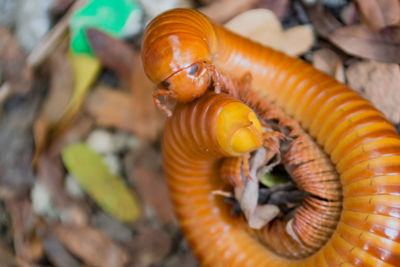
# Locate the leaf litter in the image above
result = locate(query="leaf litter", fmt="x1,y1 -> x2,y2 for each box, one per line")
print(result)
0,0 -> 400,266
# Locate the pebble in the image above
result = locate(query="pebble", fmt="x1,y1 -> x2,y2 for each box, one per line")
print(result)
86,129 -> 116,154
64,174 -> 85,199
15,0 -> 53,53
31,180 -> 58,219
87,128 -> 140,154
102,153 -> 121,175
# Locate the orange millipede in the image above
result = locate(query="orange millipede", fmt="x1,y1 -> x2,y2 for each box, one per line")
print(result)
142,8 -> 400,267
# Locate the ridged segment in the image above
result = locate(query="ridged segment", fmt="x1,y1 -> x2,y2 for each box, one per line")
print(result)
147,8 -> 400,267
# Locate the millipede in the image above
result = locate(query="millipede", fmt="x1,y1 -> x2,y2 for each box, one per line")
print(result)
141,8 -> 400,267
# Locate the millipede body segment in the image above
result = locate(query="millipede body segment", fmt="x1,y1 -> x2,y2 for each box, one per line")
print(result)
143,8 -> 400,267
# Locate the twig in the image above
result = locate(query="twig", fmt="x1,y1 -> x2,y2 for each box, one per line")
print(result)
27,0 -> 88,67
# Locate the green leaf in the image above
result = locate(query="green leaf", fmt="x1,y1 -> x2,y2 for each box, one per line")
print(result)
259,173 -> 289,188
62,143 -> 140,222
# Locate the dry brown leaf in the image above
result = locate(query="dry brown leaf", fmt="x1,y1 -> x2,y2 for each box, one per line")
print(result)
355,0 -> 400,31
86,86 -> 136,130
0,240 -> 16,266
312,49 -> 345,83
55,224 -> 128,267
306,3 -> 342,38
37,225 -> 81,267
87,30 -> 164,141
0,90 -> 40,197
199,0 -> 259,23
329,25 -> 400,63
6,197 -> 43,264
0,28 -> 32,96
125,147 -> 175,225
255,0 -> 289,19
346,60 -> 400,124
225,9 -> 314,56
340,2 -> 360,26
32,40 -> 74,164
128,225 -> 172,267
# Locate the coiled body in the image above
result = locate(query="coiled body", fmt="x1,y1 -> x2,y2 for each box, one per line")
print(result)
147,9 -> 400,267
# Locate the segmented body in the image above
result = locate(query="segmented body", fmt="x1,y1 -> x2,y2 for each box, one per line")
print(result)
143,8 -> 400,267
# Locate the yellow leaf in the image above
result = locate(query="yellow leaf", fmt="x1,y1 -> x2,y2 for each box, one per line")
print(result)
51,53 -> 101,137
62,143 -> 140,222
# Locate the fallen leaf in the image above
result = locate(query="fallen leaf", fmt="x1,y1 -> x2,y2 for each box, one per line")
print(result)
259,173 -> 289,188
346,60 -> 400,124
340,2 -> 360,26
125,147 -> 175,225
128,225 -> 172,267
51,52 -> 101,138
86,86 -> 136,131
0,90 -> 40,198
225,9 -> 314,56
355,0 -> 400,31
55,224 -> 128,267
306,3 -> 342,38
0,240 -> 15,267
312,49 -> 345,83
0,28 -> 33,96
255,0 -> 289,19
199,0 -> 259,23
37,225 -> 81,267
329,25 -> 400,63
87,29 -> 164,141
6,197 -> 43,263
33,41 -> 74,164
62,143 -> 140,222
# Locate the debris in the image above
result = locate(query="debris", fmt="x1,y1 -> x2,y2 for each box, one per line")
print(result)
225,9 -> 314,56
69,0 -> 142,55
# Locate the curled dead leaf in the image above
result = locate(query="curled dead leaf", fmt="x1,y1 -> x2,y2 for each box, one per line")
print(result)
355,0 -> 400,31
55,224 -> 128,267
225,9 -> 314,56
199,0 -> 259,23
312,49 -> 345,83
329,25 -> 400,63
346,60 -> 400,124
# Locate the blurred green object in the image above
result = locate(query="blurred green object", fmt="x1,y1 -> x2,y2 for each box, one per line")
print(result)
259,172 -> 289,188
62,143 -> 140,223
70,0 -> 142,55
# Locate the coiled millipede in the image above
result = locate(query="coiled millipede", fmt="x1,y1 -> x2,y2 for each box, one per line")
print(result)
142,8 -> 400,267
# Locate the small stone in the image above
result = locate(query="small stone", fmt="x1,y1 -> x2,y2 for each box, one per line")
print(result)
64,174 -> 85,199
31,180 -> 58,219
113,131 -> 140,152
59,205 -> 88,226
91,212 -> 133,242
102,153 -> 121,176
86,129 -> 116,154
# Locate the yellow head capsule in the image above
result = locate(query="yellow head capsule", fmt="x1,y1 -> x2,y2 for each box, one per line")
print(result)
215,102 -> 262,156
